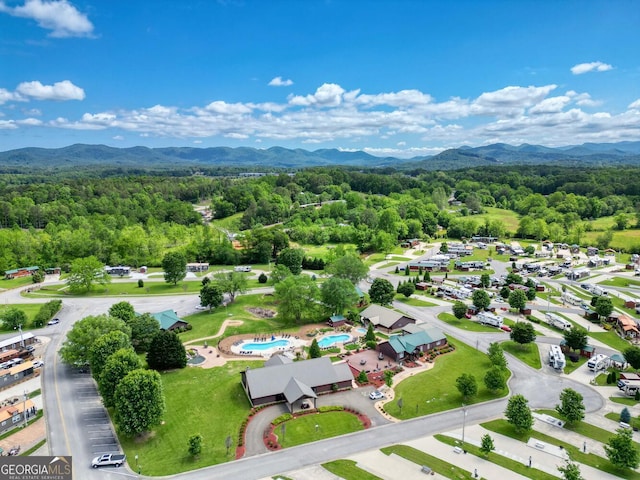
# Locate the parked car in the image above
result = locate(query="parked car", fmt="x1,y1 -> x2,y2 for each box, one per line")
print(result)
47,318 -> 60,325
500,325 -> 512,332
91,453 -> 126,468
369,390 -> 385,400
464,313 -> 472,319
194,305 -> 208,311
33,360 -> 44,368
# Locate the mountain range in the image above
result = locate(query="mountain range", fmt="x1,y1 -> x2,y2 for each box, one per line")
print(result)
1,141 -> 640,171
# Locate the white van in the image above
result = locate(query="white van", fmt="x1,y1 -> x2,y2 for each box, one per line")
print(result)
234,266 -> 252,272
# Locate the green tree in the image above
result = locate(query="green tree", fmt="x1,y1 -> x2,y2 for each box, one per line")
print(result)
621,407 -> 631,424
357,369 -> 368,383
147,330 -> 187,371
32,269 -> 45,283
277,247 -> 305,275
326,254 -> 369,285
455,373 -> 478,400
484,367 -> 506,392
595,296 -> 613,321
128,313 -> 161,353
452,301 -> 467,319
472,289 -> 491,310
269,264 -> 292,285
60,315 -> 131,366
309,338 -> 321,358
365,323 -> 376,342
384,369 -> 394,387
0,307 -> 27,330
480,273 -> 491,289
199,283 -> 224,310
369,278 -> 395,305
98,348 -> 142,408
274,275 -> 320,324
510,321 -> 536,347
109,301 -> 135,322
480,434 -> 495,457
114,369 -> 165,436
555,388 -> 585,424
397,281 -> 416,298
505,394 -> 533,433
162,251 -> 187,285
487,342 -> 507,368
508,289 -> 527,311
624,346 -> 640,371
213,271 -> 248,303
563,326 -> 588,352
258,272 -> 268,284
89,331 -> 132,379
558,460 -> 584,480
500,286 -> 511,301
605,428 -> 639,470
188,434 -> 203,458
321,277 -> 359,315
67,256 -> 110,292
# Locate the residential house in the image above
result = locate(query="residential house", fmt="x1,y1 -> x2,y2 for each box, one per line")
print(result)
360,304 -> 416,333
616,315 -> 640,339
327,315 -> 347,328
4,266 -> 39,280
377,324 -> 447,362
240,356 -> 353,411
135,310 -> 189,331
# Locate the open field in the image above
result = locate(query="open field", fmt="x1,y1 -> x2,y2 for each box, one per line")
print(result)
0,303 -> 50,331
470,207 -> 521,234
502,341 -> 541,369
583,229 -> 640,252
278,411 -> 364,448
119,360 -> 262,476
383,337 -> 508,419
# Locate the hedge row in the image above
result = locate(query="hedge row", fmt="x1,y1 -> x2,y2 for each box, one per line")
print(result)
33,300 -> 62,328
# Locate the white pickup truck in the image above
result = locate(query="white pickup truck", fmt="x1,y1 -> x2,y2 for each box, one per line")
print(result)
91,453 -> 126,468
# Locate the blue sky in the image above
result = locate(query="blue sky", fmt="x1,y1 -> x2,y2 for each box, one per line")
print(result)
1,0 -> 639,157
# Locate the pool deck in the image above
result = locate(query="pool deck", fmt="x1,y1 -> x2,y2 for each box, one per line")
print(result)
230,335 -> 308,357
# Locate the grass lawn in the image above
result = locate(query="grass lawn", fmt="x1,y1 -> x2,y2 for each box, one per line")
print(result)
435,434 -> 558,480
209,213 -> 242,232
395,297 -> 437,307
583,229 -> 640,252
589,331 -> 631,352
600,277 -> 640,289
0,276 -> 35,291
563,355 -> 588,375
383,337 -> 508,419
481,419 -> 640,480
381,444 -> 474,479
605,412 -> 640,429
298,243 -> 358,260
501,341 -> 541,369
119,361 -> 262,476
35,280 -> 205,297
179,294 -> 288,342
379,262 -> 400,269
610,396 -> 639,407
322,460 -> 383,480
278,411 -> 364,448
437,312 -> 504,333
471,207 -> 521,234
0,303 -> 49,331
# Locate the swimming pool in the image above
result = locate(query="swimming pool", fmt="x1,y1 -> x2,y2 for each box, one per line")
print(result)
355,327 -> 367,334
242,339 -> 291,351
318,334 -> 351,348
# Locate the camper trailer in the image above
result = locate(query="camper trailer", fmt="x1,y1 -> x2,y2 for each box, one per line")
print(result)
544,313 -> 572,331
587,354 -> 609,372
548,345 -> 566,371
477,311 -> 503,328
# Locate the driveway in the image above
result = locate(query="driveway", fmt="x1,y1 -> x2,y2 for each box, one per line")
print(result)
244,385 -> 391,456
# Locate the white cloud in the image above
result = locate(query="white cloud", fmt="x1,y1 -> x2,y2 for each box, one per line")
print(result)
529,96 -> 571,114
0,88 -> 21,104
16,117 -> 42,126
628,99 -> 640,110
16,80 -> 85,101
472,85 -> 557,116
356,89 -> 432,107
112,135 -> 124,140
268,76 -> 293,87
570,61 -> 613,75
289,83 -> 346,107
204,101 -> 252,115
0,0 -> 94,38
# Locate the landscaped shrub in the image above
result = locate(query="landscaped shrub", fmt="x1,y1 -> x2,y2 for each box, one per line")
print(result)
33,300 -> 63,328
138,279 -> 144,288
272,413 -> 293,425
366,340 -> 377,350
526,315 -> 540,324
318,405 -> 344,413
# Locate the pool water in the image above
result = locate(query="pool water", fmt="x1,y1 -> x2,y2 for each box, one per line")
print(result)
318,334 -> 351,348
355,327 -> 367,334
242,339 -> 291,351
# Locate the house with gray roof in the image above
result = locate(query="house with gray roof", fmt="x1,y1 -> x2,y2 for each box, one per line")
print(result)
359,304 -> 415,333
378,324 -> 447,362
241,355 -> 353,411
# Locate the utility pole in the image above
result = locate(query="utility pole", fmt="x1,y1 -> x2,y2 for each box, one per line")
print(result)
461,404 -> 467,451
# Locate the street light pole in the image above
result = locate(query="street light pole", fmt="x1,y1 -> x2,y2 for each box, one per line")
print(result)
461,404 -> 467,450
15,324 -> 24,348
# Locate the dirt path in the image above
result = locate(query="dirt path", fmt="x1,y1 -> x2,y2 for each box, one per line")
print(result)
183,318 -> 245,345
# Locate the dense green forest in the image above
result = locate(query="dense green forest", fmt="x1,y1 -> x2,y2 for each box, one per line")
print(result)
0,164 -> 638,274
